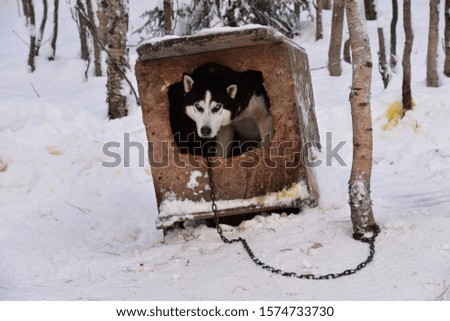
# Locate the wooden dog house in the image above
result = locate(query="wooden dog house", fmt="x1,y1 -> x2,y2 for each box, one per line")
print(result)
135,26 -> 321,230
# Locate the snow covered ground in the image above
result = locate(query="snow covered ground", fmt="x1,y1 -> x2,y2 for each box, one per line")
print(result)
1,1 -> 449,301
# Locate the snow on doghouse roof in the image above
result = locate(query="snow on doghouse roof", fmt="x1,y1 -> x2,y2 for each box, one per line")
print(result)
137,25 -> 306,61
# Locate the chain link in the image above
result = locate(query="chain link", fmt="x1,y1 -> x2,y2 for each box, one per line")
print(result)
206,155 -> 380,280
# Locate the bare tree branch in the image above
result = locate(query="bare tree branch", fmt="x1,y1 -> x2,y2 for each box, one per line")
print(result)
74,4 -> 140,106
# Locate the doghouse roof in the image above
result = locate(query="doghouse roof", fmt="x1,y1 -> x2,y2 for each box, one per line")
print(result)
137,26 -> 306,61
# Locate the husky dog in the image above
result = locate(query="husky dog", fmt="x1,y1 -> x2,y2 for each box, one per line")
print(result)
182,63 -> 273,157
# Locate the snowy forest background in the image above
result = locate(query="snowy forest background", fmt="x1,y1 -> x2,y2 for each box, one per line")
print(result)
1,0 -> 450,300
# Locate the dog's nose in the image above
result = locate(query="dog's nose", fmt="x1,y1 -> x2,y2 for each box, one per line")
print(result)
201,126 -> 212,137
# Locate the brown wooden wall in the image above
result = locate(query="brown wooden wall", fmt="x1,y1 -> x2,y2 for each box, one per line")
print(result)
135,28 -> 320,226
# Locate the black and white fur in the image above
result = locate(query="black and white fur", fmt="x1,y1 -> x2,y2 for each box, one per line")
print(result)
182,63 -> 273,157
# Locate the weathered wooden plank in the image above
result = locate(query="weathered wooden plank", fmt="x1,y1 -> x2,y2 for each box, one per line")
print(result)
288,45 -> 321,201
157,197 -> 315,229
137,27 -> 286,61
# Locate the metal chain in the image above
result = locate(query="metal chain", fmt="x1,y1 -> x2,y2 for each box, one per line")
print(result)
206,155 -> 380,280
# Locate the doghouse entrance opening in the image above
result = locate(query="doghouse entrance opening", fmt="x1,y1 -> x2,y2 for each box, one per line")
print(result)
168,63 -> 273,157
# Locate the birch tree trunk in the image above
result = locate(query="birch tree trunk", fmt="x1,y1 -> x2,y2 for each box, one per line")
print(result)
21,0 -> 29,17
402,0 -> 414,114
36,0 -> 48,56
344,38 -> 351,63
294,0 -> 301,33
76,0 -> 89,61
390,0 -> 398,70
364,0 -> 376,20
378,27 -> 389,88
316,0 -> 323,40
96,0 -> 107,45
49,0 -> 59,60
86,0 -> 102,76
328,0 -> 345,76
164,0 -> 173,35
427,0 -> 440,87
106,0 -> 129,119
345,0 -> 377,237
23,0 -> 36,72
445,0 -> 450,76
369,0 -> 389,86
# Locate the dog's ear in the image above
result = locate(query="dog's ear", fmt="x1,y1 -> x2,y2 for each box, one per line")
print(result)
183,74 -> 194,93
226,84 -> 237,99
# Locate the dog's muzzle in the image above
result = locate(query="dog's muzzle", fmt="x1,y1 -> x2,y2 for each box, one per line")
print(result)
200,126 -> 212,138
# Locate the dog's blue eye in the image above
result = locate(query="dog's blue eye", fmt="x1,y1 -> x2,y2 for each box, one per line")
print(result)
194,103 -> 204,112
212,104 -> 222,113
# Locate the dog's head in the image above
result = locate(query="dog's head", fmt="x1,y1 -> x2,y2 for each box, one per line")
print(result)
182,74 -> 237,139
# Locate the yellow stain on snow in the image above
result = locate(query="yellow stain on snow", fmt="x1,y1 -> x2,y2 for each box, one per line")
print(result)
256,183 -> 303,206
382,100 -> 416,130
0,162 -> 7,172
274,183 -> 302,201
47,146 -> 63,156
